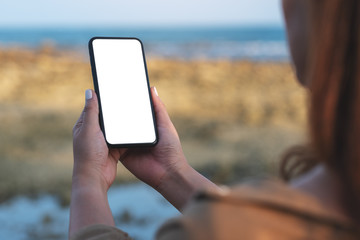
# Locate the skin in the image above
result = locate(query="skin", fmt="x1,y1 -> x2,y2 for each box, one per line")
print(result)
69,87 -> 219,238
69,0 -> 350,237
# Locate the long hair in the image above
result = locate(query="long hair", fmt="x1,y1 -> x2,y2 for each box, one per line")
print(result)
281,0 -> 360,222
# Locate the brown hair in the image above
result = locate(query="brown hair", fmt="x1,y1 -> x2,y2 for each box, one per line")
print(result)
281,0 -> 360,222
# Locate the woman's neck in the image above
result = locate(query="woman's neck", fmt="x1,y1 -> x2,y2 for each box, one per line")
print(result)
291,164 -> 349,219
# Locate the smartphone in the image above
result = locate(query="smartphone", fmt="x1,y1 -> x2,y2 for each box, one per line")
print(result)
88,37 -> 158,147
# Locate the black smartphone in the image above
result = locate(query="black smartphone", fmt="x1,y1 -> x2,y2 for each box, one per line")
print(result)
88,37 -> 158,148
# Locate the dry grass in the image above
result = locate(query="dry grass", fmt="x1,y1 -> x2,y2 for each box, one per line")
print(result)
0,46 -> 308,204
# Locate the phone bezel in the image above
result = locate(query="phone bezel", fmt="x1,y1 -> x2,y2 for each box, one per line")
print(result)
88,37 -> 158,148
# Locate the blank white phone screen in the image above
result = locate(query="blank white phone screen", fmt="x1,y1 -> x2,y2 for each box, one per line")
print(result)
92,38 -> 156,145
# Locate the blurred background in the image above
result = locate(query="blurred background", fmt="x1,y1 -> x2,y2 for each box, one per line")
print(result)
0,0 -> 308,239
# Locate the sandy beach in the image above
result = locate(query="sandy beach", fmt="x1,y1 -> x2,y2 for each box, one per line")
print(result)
0,46 -> 308,204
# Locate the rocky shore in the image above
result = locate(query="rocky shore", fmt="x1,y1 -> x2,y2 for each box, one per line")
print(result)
0,46 -> 307,204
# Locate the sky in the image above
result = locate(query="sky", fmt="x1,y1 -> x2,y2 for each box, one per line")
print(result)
0,0 -> 283,27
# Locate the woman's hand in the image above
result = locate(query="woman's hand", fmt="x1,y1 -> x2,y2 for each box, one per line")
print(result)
118,87 -> 220,211
119,87 -> 188,192
72,87 -> 190,195
72,89 -> 121,191
70,89 -> 119,237
70,87 -> 219,237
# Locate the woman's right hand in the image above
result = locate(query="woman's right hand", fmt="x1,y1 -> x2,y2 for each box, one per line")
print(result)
120,87 -> 219,211
119,86 -> 187,193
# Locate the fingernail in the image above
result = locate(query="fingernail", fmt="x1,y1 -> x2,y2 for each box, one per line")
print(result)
85,89 -> 93,100
154,87 -> 159,96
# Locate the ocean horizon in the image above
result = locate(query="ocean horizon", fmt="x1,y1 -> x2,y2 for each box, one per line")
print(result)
0,26 -> 288,61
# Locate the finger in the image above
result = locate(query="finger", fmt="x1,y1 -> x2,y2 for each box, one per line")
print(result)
118,148 -> 130,162
73,90 -> 92,134
73,110 -> 85,135
150,87 -> 174,129
83,89 -> 100,130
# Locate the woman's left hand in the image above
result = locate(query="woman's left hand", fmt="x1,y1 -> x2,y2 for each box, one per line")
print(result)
72,89 -> 122,191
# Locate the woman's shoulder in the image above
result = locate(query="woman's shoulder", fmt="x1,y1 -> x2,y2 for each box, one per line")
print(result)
156,177 -> 359,240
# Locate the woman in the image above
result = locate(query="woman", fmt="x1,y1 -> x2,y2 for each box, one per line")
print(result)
69,0 -> 360,239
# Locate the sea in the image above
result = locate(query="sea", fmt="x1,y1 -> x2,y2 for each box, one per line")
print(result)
0,26 -> 289,61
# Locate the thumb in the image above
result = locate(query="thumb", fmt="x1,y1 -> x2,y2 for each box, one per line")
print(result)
83,89 -> 100,130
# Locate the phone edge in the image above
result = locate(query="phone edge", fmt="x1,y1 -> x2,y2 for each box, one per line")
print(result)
88,37 -> 159,148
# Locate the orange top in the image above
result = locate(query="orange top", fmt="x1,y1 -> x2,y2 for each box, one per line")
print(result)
71,179 -> 359,240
